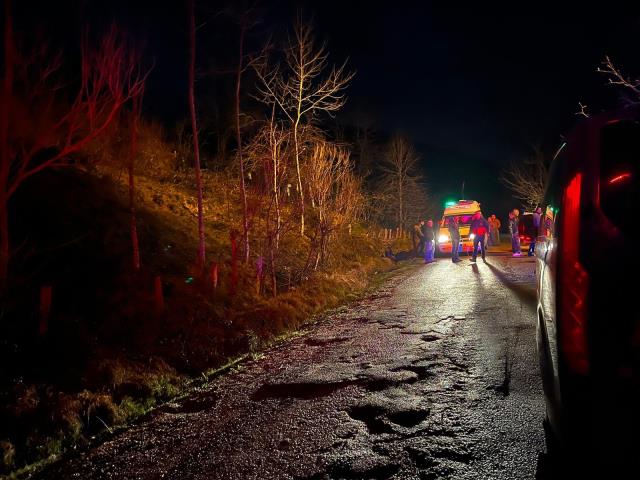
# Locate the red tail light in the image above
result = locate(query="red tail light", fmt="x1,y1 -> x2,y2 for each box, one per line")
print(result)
560,173 -> 589,374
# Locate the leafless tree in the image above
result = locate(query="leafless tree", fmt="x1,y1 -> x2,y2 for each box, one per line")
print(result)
245,108 -> 291,294
379,135 -> 422,232
306,141 -> 362,268
187,0 -> 206,271
500,147 -> 548,211
0,1 -> 147,286
228,3 -> 263,263
598,56 -> 640,105
254,18 -> 354,236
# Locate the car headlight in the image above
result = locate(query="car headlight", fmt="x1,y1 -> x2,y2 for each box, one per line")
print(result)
469,233 -> 475,239
438,234 -> 449,243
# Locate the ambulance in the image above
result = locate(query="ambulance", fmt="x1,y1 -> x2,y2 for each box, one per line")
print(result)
436,200 -> 482,254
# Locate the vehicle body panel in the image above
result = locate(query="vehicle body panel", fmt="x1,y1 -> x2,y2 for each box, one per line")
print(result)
536,109 -> 640,455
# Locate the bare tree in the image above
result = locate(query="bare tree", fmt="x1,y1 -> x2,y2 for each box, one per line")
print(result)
254,18 -> 354,236
245,108 -> 291,294
598,56 -> 640,106
500,147 -> 548,210
307,141 -> 362,268
379,135 -> 422,233
187,0 -> 206,271
0,2 -> 147,286
229,3 -> 263,264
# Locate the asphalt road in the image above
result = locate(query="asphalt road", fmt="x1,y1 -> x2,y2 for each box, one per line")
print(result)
43,251 -> 547,480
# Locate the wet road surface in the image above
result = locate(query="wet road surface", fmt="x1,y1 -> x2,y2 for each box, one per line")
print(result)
44,253 -> 546,479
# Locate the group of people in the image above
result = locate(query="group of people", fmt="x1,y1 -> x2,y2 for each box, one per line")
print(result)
507,207 -> 542,257
412,220 -> 436,263
394,205 -> 544,265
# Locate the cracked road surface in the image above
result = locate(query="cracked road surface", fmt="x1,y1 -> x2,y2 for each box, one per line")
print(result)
43,254 -> 545,479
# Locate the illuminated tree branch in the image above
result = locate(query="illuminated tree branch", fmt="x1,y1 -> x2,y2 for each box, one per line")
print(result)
253,18 -> 354,236
598,55 -> 640,105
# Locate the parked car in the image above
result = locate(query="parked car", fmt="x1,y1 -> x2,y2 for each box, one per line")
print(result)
535,109 -> 640,466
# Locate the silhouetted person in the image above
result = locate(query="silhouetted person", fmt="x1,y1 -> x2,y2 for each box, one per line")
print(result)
509,209 -> 522,256
423,219 -> 435,263
528,206 -> 542,256
448,216 -> 461,263
385,246 -> 412,263
470,211 -> 490,262
411,223 -> 419,254
413,222 -> 425,256
489,214 -> 501,245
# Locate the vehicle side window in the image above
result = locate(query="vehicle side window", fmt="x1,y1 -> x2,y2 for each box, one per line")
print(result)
542,145 -> 565,239
543,207 -> 555,237
599,120 -> 640,236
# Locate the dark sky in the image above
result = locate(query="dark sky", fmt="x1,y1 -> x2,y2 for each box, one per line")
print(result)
13,0 -> 640,218
308,1 -> 640,216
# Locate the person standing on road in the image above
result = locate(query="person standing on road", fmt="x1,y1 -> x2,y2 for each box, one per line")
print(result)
509,209 -> 522,257
489,214 -> 501,246
470,211 -> 490,262
411,222 -> 419,254
423,219 -> 435,263
414,221 -> 425,257
528,207 -> 542,256
448,216 -> 461,263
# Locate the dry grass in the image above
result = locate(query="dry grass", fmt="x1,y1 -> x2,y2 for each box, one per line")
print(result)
0,161 -> 403,477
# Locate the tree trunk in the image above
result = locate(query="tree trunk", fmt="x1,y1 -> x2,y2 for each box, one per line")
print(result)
398,178 -> 404,233
0,0 -> 14,288
187,0 -> 206,271
293,121 -> 305,236
269,235 -> 277,297
235,23 -> 249,263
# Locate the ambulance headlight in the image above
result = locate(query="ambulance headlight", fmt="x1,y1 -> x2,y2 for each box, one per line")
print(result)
438,234 -> 449,243
469,233 -> 476,239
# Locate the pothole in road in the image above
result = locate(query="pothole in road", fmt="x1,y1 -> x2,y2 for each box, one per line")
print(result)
252,380 -> 360,400
304,336 -> 350,346
405,446 -> 437,469
347,405 -> 394,434
421,334 -> 442,342
377,323 -> 405,330
387,409 -> 430,428
391,365 -> 434,381
361,370 -> 419,392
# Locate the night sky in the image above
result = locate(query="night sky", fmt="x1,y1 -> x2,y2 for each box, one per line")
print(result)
13,0 -> 640,219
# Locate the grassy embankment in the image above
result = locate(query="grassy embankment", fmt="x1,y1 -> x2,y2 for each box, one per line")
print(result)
0,163 -> 413,478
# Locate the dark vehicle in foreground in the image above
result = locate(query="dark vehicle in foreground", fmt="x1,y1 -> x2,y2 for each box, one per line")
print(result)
536,109 -> 640,468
